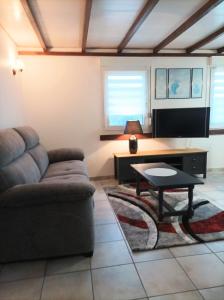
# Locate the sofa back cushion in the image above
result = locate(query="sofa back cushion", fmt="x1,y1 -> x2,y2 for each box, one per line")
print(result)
29,145 -> 49,176
14,127 -> 39,150
0,127 -> 49,193
0,153 -> 41,193
0,129 -> 25,167
14,127 -> 49,176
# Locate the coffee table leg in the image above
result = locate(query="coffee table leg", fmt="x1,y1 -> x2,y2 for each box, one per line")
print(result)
158,189 -> 164,221
188,185 -> 194,218
136,174 -> 141,196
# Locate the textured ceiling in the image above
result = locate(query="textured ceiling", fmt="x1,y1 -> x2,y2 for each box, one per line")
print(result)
0,0 -> 223,54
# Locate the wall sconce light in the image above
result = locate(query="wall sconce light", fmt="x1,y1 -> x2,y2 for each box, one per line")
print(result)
12,59 -> 24,76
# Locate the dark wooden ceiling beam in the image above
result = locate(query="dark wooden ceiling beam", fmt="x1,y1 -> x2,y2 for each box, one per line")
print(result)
117,0 -> 160,53
82,0 -> 93,52
217,46 -> 224,53
20,0 -> 47,51
187,25 -> 224,52
18,50 -> 224,57
153,0 -> 224,53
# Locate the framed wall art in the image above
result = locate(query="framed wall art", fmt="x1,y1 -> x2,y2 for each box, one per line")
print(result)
192,68 -> 203,98
155,68 -> 167,99
168,68 -> 191,99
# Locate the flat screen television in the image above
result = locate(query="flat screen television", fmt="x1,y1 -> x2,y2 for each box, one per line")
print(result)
152,107 -> 210,138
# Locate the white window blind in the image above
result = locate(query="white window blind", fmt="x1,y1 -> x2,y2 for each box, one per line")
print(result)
210,67 -> 224,129
104,71 -> 148,128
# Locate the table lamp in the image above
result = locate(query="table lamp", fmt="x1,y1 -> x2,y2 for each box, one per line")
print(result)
124,120 -> 143,154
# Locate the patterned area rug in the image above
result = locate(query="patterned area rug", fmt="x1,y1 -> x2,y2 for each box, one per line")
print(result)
104,184 -> 224,251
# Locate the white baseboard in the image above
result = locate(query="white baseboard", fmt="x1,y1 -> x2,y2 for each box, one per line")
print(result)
207,168 -> 224,172
90,175 -> 114,181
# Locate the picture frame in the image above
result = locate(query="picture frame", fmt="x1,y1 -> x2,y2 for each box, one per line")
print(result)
155,68 -> 167,99
191,68 -> 203,98
168,68 -> 191,99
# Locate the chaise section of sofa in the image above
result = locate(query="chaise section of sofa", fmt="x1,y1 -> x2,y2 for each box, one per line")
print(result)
0,126 -> 95,263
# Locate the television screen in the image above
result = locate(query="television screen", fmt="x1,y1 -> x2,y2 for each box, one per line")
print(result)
152,107 -> 210,138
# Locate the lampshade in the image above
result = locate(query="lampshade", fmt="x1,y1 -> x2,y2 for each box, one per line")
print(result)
124,120 -> 143,135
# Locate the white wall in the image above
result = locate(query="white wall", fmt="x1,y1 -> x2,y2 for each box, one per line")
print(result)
0,26 -> 25,128
20,55 -> 224,177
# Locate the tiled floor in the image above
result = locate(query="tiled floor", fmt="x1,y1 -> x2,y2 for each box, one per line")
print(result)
0,171 -> 224,300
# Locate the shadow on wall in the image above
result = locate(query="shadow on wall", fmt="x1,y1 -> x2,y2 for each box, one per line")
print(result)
84,140 -> 117,178
95,157 -> 114,178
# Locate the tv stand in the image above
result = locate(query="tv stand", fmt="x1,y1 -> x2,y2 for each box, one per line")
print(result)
114,148 -> 207,184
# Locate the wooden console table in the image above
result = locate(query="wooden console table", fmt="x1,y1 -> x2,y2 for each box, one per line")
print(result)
114,148 -> 207,184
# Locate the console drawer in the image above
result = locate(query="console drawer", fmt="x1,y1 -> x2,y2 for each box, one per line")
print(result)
183,154 -> 206,174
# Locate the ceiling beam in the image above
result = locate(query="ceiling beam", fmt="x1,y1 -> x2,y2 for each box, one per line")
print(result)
82,0 -> 93,52
20,0 -> 47,51
217,46 -> 224,53
187,25 -> 224,53
153,0 -> 224,53
18,50 -> 224,57
117,0 -> 160,53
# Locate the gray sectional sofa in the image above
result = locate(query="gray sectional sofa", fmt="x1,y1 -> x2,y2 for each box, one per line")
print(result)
0,126 -> 95,263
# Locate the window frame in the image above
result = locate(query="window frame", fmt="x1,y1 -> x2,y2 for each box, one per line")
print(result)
103,68 -> 150,132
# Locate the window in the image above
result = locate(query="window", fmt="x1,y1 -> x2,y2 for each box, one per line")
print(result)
104,70 -> 148,129
210,67 -> 224,129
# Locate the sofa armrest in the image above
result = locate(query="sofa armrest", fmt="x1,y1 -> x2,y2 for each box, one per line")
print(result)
0,181 -> 95,208
48,148 -> 84,163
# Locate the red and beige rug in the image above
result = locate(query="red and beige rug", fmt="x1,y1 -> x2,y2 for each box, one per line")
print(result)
105,184 -> 224,251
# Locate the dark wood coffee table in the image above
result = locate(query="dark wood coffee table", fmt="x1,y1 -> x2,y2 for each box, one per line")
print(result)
131,162 -> 204,221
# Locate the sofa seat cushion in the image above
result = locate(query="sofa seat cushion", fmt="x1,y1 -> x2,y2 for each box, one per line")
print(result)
41,174 -> 89,184
44,160 -> 88,178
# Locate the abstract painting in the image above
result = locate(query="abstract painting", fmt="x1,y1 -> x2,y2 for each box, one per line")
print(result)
155,68 -> 167,99
168,68 -> 191,99
192,68 -> 203,98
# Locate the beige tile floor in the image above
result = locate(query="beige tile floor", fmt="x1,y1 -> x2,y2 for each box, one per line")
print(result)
0,171 -> 224,300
